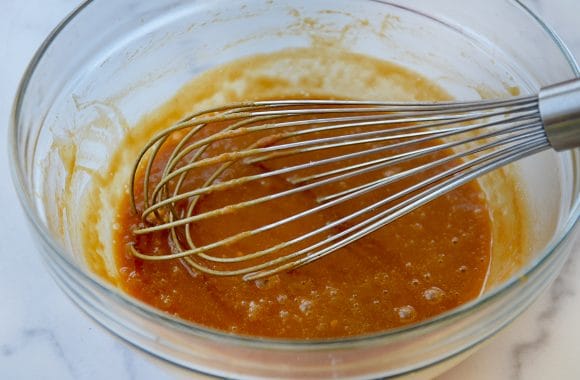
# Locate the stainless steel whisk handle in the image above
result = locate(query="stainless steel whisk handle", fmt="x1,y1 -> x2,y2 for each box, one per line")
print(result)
540,78 -> 580,151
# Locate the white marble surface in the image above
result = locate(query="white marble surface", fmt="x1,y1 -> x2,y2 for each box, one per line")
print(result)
1,1 -> 579,379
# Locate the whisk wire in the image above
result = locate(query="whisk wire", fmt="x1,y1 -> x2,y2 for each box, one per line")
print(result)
136,111 -> 541,227
245,137 -> 550,280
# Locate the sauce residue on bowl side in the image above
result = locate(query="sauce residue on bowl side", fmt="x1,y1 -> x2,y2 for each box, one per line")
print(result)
106,48 -> 492,339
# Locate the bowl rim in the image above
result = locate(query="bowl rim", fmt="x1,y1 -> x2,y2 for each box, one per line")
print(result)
8,0 -> 580,352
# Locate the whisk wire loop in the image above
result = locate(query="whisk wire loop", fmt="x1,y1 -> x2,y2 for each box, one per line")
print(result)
124,89 -> 572,280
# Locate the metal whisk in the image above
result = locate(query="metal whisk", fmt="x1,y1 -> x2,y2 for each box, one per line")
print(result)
129,78 -> 580,280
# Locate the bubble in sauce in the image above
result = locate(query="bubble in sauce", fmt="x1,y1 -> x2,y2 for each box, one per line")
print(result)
299,299 -> 313,314
395,305 -> 417,321
423,287 -> 445,304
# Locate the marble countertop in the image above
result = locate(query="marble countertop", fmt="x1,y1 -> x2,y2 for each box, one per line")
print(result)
1,1 -> 579,379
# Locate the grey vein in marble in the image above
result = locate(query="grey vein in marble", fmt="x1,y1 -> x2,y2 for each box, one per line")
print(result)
1,328 -> 78,379
512,249 -> 579,379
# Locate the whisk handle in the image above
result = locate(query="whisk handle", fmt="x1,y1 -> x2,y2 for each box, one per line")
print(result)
540,78 -> 580,151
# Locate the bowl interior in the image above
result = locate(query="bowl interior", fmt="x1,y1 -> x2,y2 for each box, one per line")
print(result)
25,0 -> 577,289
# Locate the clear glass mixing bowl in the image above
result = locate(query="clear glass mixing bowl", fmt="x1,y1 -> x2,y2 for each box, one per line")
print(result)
9,0 -> 580,378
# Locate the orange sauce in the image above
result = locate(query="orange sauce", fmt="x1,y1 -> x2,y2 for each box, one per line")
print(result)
111,49 -> 492,339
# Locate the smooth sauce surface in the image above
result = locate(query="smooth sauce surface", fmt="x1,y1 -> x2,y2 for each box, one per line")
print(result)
113,49 -> 492,339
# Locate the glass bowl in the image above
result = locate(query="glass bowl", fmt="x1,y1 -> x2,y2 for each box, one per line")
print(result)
9,0 -> 580,378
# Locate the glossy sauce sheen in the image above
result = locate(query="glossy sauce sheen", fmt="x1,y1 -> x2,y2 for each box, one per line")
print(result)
114,50 -> 492,339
